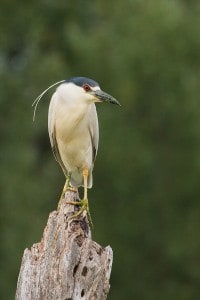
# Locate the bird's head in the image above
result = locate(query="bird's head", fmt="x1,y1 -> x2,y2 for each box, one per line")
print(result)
65,77 -> 121,106
32,76 -> 120,121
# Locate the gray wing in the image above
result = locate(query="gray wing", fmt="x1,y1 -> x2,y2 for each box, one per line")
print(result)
89,104 -> 99,165
48,92 -> 67,175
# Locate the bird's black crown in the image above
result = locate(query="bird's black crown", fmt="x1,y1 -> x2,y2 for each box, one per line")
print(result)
66,77 -> 99,88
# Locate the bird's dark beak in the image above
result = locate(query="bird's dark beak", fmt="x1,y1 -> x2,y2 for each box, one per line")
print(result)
92,90 -> 121,106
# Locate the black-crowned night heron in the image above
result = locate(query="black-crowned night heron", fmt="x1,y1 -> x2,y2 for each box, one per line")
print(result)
33,77 -> 120,225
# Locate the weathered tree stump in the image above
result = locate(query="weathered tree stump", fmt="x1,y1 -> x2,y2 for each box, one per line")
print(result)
15,191 -> 113,300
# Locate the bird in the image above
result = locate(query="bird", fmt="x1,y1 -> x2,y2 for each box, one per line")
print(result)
33,77 -> 120,225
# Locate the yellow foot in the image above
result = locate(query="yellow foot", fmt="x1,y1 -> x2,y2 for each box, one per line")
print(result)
66,198 -> 93,228
57,186 -> 78,210
66,186 -> 78,193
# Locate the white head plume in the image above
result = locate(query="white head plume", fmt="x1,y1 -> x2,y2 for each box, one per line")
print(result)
32,80 -> 65,121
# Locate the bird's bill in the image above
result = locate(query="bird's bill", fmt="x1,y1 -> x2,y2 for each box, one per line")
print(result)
92,90 -> 121,106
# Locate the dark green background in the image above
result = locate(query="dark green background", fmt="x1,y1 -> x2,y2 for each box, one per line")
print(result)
1,1 -> 200,299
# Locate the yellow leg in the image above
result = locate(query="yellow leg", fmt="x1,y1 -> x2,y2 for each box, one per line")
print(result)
83,168 -> 88,200
66,168 -> 93,228
60,172 -> 77,198
57,172 -> 77,209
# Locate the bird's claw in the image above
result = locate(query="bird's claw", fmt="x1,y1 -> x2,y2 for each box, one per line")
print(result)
66,198 -> 93,228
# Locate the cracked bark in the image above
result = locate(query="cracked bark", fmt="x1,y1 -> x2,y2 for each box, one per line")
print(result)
15,191 -> 113,300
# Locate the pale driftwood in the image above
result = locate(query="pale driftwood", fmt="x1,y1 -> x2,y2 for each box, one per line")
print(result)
16,191 -> 113,300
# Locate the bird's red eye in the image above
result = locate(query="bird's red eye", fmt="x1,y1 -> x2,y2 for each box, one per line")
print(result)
83,84 -> 91,92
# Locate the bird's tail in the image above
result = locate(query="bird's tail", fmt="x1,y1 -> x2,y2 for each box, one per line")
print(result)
70,170 -> 93,188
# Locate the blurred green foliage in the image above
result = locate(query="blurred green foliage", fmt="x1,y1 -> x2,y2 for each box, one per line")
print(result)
1,0 -> 200,299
